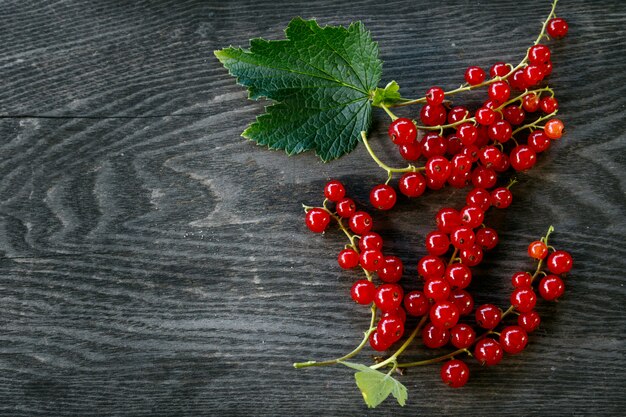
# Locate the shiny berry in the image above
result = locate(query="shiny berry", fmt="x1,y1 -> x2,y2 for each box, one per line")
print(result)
448,106 -> 469,123
465,66 -> 486,85
359,232 -> 383,252
369,330 -> 392,351
422,323 -> 449,348
488,120 -> 513,143
460,205 -> 484,228
436,208 -> 462,233
488,81 -> 511,103
383,308 -> 407,324
449,289 -> 474,316
420,104 -> 447,126
421,133 -> 447,157
528,44 -> 551,64
418,255 -> 446,280
528,131 -> 551,153
445,134 -> 464,156
539,275 -> 565,300
426,86 -> 445,105
377,315 -> 405,344
491,187 -> 513,208
324,180 -> 346,202
503,105 -> 526,125
399,172 -> 427,197
388,118 -> 418,145
430,301 -> 460,329
471,166 -> 497,189
466,188 -> 491,211
305,208 -> 331,233
451,226 -> 476,250
451,154 -> 474,175
476,304 -> 502,329
547,17 -> 569,38
479,146 -> 503,168
523,93 -> 540,112
547,250 -> 573,274
445,263 -> 472,289
500,326 -> 528,354
510,68 -> 528,90
425,156 -> 452,183
441,359 -> 470,388
424,278 -> 451,302
404,291 -> 430,316
426,230 -> 451,256
512,271 -> 533,288
457,123 -> 478,146
490,62 -> 510,78
511,287 -> 537,313
450,323 -> 476,349
476,227 -> 499,250
336,197 -> 356,218
474,338 -> 503,366
378,256 -> 404,283
460,244 -> 483,266
545,118 -> 565,139
523,65 -> 544,86
528,240 -> 548,259
518,311 -> 541,332
360,250 -> 383,272
351,279 -> 376,304
398,141 -> 422,161
510,145 -> 537,171
349,211 -> 373,234
540,96 -> 559,113
370,184 -> 397,211
337,248 -> 359,269
475,107 -> 496,125
374,284 -> 404,312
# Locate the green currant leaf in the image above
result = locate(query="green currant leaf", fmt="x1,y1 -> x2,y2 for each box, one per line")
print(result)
339,362 -> 408,408
371,80 -> 403,107
214,18 -> 382,162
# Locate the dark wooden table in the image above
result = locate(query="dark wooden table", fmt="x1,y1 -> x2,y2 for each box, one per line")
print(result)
1,0 -> 625,415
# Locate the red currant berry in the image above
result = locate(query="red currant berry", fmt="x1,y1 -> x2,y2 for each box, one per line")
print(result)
422,323 -> 450,348
539,275 -> 565,301
451,154 -> 474,175
370,184 -> 397,211
510,145 -> 537,171
528,44 -> 551,65
518,311 -> 541,332
528,130 -> 551,153
377,315 -> 405,344
492,153 -> 510,172
490,62 -> 510,78
465,66 -> 486,85
378,256 -> 404,283
475,304 -> 502,329
511,287 -> 537,313
382,308 -> 407,324
430,301 -> 460,329
475,227 -> 499,250
420,104 -> 447,126
441,359 -> 470,388
503,105 -> 526,125
475,107 -> 496,125
404,290 -> 430,316
424,278 -> 451,302
500,326 -> 528,354
374,284 -> 404,312
488,81 -> 511,103
528,240 -> 548,259
474,338 -> 503,366
450,323 -> 476,349
547,17 -> 569,38
479,146 -> 504,168
427,176 -> 446,191
449,289 -> 474,316
349,211 -> 373,235
399,172 -> 427,197
421,133 -> 447,158
448,172 -> 471,189
360,249 -> 383,272
541,60 -> 553,76
547,250 -> 573,274
425,156 -> 452,183
426,86 -> 445,105
324,180 -> 346,202
445,263 -> 472,289
369,331 -> 392,351
418,255 -> 446,279
337,248 -> 359,269
471,166 -> 497,189
450,226 -> 476,250
510,68 -> 528,90
426,230 -> 451,256
398,141 -> 422,161
388,118 -> 417,145
460,205 -> 484,228
488,120 -> 513,143
544,118 -> 565,139
523,64 -> 544,86
445,134 -> 464,156
436,208 -> 462,234
460,244 -> 483,267
466,188 -> 492,211
491,187 -> 513,208
461,144 -> 480,162
336,197 -> 356,218
359,232 -> 383,252
522,93 -> 540,112
457,123 -> 478,146
305,208 -> 331,233
351,279 -> 376,305
448,106 -> 469,123
512,271 -> 533,288
540,96 -> 559,113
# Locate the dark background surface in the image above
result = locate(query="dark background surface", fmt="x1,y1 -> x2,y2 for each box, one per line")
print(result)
1,0 -> 625,415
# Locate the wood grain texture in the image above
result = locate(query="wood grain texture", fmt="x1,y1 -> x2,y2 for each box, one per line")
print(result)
0,0 -> 625,415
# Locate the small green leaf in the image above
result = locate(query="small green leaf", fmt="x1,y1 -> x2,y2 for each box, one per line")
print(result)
214,18 -> 382,162
371,80 -> 403,107
340,362 -> 408,408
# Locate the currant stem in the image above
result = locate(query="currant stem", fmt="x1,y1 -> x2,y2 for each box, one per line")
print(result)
369,315 -> 429,370
380,103 -> 398,121
397,348 -> 471,368
511,110 -> 558,136
360,131 -> 424,175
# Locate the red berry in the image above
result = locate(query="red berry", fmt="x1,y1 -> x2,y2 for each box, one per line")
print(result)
528,131 -> 551,153
490,62 -> 510,78
426,230 -> 451,256
460,244 -> 483,267
510,68 -> 528,90
369,331 -> 392,351
399,172 -> 427,197
426,86 -> 445,105
512,271 -> 533,288
425,156 -> 452,183
305,208 -> 331,233
500,326 -> 528,354
324,180 -> 346,202
424,278 -> 451,302
420,104 -> 447,126
422,323 -> 449,348
466,188 -> 492,211
374,284 -> 404,312
336,197 -> 356,218
539,275 -> 565,300
370,184 -> 397,211
518,311 -> 541,332
540,96 -> 559,113
541,60 -> 553,77
460,205 -> 484,228
448,106 -> 469,123
377,315 -> 405,344
471,166 -> 497,189
445,134 -> 464,156
450,226 -> 476,250
545,118 -> 565,139
448,172 -> 471,189
457,123 -> 478,146
491,187 -> 513,208
488,81 -> 511,103
449,289 -> 474,316
430,301 -> 460,329
547,17 -> 569,39
528,240 -> 548,259
436,208 -> 462,234
388,118 -> 418,145
351,279 -> 376,304
511,287 -> 537,313
465,66 -> 486,85
441,359 -> 470,388
475,304 -> 502,329
404,291 -> 430,316
360,249 -> 383,272
337,248 -> 359,269
378,256 -> 404,283
383,308 -> 406,324
427,176 -> 446,191
547,250 -> 573,274
451,154 -> 474,175
523,93 -> 540,112
476,227 -> 499,250
528,44 -> 551,65
349,211 -> 373,235
474,338 -> 503,366
445,263 -> 472,289
461,145 -> 480,163
479,146 -> 504,168
503,105 -> 526,125
398,141 -> 422,161
493,153 -> 510,172
488,120 -> 513,143
450,323 -> 476,349
523,65 -> 544,86
475,107 -> 496,125
418,255 -> 446,280
510,145 -> 537,171
421,133 -> 447,157
359,232 -> 383,252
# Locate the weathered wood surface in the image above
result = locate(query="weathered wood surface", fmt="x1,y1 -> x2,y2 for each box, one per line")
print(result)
0,0 -> 625,415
